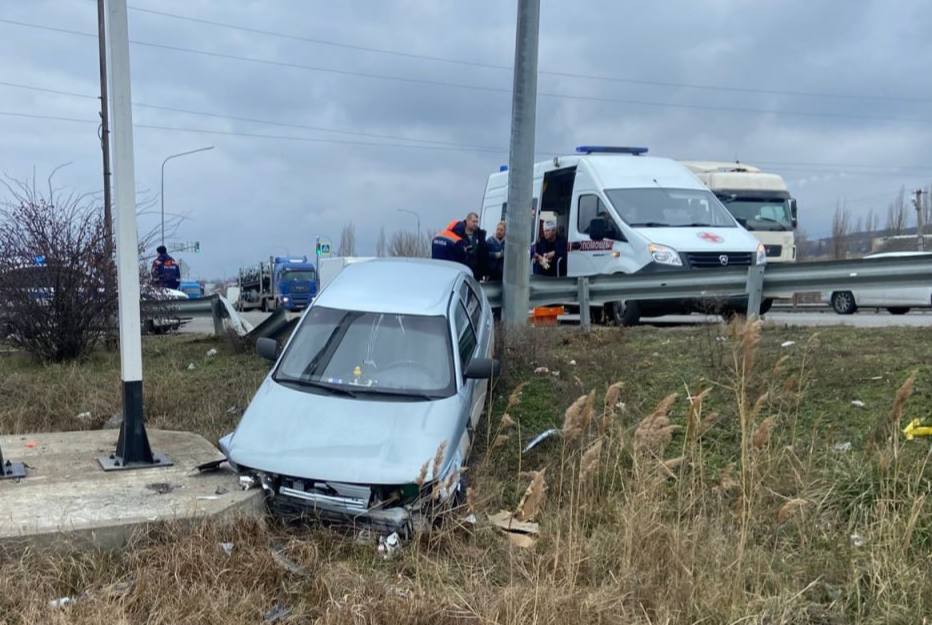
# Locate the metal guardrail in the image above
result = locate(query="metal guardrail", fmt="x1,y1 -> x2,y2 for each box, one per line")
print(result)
142,294 -> 298,342
480,255 -> 932,326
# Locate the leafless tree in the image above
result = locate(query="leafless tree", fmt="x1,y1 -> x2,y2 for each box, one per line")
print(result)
864,208 -> 879,234
830,200 -> 850,259
375,226 -> 387,257
388,229 -> 431,258
795,229 -> 810,261
0,172 -> 116,361
338,222 -> 356,257
886,187 -> 908,235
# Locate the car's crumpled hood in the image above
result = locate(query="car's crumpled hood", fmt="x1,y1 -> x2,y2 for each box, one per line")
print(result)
226,377 -> 461,485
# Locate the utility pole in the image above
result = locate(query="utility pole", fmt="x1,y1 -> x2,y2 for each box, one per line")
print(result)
96,0 -> 114,281
98,0 -> 170,471
913,189 -> 925,252
502,0 -> 540,328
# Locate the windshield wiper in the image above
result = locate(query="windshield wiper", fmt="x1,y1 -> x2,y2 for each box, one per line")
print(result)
629,221 -> 670,227
350,388 -> 440,401
275,377 -> 358,397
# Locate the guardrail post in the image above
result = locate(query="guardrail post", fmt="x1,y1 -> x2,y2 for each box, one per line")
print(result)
577,277 -> 591,331
745,265 -> 765,319
210,297 -> 224,336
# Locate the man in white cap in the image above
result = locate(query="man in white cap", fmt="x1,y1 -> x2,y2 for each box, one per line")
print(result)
532,219 -> 567,277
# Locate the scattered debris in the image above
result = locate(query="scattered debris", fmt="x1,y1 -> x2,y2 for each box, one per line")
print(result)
214,485 -> 229,496
270,547 -> 308,576
145,482 -> 177,495
186,363 -> 196,370
263,603 -> 292,623
551,370 -> 560,377
226,405 -> 238,414
832,441 -> 852,453
851,400 -> 865,408
850,533 -> 865,548
463,513 -> 477,525
219,542 -> 234,557
206,348 -> 218,358
568,359 -> 577,366
377,532 -> 402,559
48,596 -> 78,609
903,419 -> 932,440
75,411 -> 92,422
488,510 -> 540,549
781,340 -> 796,348
869,375 -> 883,381
239,475 -> 258,490
533,366 -> 549,375
522,428 -> 561,454
24,440 -> 37,448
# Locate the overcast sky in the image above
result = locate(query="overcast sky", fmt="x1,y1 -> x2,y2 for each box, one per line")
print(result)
2,0 -> 931,278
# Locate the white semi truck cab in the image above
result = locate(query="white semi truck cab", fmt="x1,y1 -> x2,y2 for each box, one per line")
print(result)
683,162 -> 798,263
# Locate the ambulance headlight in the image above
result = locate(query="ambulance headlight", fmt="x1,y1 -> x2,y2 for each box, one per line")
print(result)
648,243 -> 683,267
755,243 -> 767,266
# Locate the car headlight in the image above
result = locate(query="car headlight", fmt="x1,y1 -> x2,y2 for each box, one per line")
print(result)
755,242 -> 767,265
282,296 -> 289,303
648,243 -> 683,266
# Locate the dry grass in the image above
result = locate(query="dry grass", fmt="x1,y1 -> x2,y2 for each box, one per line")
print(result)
2,325 -> 932,624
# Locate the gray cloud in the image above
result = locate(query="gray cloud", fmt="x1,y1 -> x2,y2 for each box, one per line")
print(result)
2,0 -> 931,278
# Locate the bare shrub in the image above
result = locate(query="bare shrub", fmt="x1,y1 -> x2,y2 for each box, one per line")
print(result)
0,174 -> 116,361
388,229 -> 431,257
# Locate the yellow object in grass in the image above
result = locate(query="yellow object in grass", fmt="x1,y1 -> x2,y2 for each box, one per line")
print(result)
903,419 -> 932,441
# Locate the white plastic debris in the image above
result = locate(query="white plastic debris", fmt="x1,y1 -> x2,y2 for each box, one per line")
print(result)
186,363 -> 196,370
377,532 -> 401,559
48,596 -> 77,609
850,533 -> 865,548
75,411 -> 92,422
534,366 -> 549,375
568,360 -> 577,366
219,542 -> 234,557
781,341 -> 796,348
851,400 -> 865,408
239,475 -> 257,490
833,442 -> 852,453
206,348 -> 218,358
551,370 -> 561,377
522,428 -> 561,454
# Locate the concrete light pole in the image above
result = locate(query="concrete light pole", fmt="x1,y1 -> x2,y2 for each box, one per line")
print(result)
502,0 -> 540,328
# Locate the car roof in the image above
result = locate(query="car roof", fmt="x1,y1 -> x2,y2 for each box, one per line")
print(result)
315,258 -> 469,316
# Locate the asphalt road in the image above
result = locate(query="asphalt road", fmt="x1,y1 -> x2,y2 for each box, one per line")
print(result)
179,308 -> 932,335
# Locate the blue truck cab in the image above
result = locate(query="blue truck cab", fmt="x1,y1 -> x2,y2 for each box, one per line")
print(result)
272,256 -> 318,311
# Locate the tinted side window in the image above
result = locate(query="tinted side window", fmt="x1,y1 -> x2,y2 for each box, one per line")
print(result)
577,194 -> 602,234
453,302 -> 477,373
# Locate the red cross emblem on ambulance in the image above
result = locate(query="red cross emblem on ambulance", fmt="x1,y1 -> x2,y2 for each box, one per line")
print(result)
697,231 -> 724,243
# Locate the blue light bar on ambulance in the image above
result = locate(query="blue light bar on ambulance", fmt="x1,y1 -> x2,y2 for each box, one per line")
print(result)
575,146 -> 648,155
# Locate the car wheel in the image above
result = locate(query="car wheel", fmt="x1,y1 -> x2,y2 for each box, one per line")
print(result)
831,291 -> 857,315
886,307 -> 910,315
606,300 -> 640,326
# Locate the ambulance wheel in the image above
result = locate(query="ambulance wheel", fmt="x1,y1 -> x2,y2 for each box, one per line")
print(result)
606,300 -> 640,326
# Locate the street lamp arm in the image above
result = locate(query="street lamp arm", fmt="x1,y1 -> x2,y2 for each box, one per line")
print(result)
160,145 -> 214,245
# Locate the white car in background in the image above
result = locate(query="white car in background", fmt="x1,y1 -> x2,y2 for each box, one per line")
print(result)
826,251 -> 932,315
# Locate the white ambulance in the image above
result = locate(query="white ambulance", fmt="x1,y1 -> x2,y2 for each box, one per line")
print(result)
478,146 -> 766,324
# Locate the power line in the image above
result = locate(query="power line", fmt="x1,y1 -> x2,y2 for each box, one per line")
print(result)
2,17 -> 930,125
0,78 -> 515,151
126,4 -> 932,105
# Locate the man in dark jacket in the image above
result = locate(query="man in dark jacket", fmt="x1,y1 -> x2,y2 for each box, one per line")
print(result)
432,212 -> 488,280
532,220 -> 567,277
485,221 -> 505,281
151,245 -> 181,290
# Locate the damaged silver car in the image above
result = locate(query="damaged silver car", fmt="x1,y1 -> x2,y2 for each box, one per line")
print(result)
219,258 -> 497,534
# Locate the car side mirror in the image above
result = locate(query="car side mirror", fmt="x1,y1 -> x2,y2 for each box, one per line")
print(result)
788,198 -> 798,228
464,358 -> 500,379
256,337 -> 279,362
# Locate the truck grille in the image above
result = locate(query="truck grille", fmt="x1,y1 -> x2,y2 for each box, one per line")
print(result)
685,252 -> 753,268
764,245 -> 782,258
